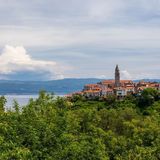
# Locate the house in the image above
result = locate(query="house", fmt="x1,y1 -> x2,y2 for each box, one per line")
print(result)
84,90 -> 101,98
101,88 -> 114,96
114,87 -> 127,97
69,65 -> 160,99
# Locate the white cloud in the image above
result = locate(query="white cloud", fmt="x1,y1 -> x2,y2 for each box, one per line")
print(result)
121,70 -> 132,80
1,25 -> 160,50
87,0 -> 125,20
0,45 -> 66,79
96,75 -> 107,79
133,72 -> 160,80
0,1 -> 159,80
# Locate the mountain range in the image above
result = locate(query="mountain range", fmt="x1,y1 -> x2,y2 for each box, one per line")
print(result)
0,78 -> 159,95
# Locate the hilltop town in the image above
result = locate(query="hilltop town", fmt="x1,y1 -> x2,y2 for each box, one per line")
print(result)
71,65 -> 160,98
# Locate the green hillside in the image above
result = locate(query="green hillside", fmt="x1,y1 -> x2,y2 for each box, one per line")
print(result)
0,89 -> 160,159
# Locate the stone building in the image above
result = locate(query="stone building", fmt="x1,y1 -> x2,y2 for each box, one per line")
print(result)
71,65 -> 160,98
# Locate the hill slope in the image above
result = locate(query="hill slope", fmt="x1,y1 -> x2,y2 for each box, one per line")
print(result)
0,78 -> 159,95
0,78 -> 104,95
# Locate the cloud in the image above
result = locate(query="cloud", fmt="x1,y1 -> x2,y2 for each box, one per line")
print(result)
87,0 -> 125,20
0,1 -> 160,50
97,75 -> 107,79
1,25 -> 160,50
0,1 -> 159,80
121,70 -> 132,80
0,45 -> 66,80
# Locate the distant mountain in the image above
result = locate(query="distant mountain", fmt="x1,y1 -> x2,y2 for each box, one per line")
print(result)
0,78 -> 159,95
0,78 -> 104,95
133,79 -> 160,83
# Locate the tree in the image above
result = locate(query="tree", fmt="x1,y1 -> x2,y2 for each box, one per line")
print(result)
0,96 -> 6,112
137,88 -> 159,108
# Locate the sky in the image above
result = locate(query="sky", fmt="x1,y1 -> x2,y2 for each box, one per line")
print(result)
0,0 -> 160,80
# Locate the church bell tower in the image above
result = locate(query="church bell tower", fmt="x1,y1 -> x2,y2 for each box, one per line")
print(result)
115,65 -> 120,87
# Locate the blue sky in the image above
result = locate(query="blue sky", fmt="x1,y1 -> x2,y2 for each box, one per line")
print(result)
0,0 -> 160,80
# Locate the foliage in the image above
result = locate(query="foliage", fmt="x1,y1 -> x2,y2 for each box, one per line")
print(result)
0,89 -> 160,159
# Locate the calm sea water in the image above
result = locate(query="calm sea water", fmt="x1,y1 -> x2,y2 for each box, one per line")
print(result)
3,94 -> 64,110
4,95 -> 38,109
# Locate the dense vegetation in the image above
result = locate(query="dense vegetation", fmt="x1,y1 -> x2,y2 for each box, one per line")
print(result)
0,88 -> 160,159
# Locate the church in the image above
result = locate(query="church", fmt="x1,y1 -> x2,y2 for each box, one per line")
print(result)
71,65 -> 160,98
97,65 -> 135,97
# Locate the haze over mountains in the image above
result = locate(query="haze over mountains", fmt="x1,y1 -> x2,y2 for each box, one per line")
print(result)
0,78 -> 159,95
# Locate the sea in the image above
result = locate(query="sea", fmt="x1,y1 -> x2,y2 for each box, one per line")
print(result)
2,94 -> 64,110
